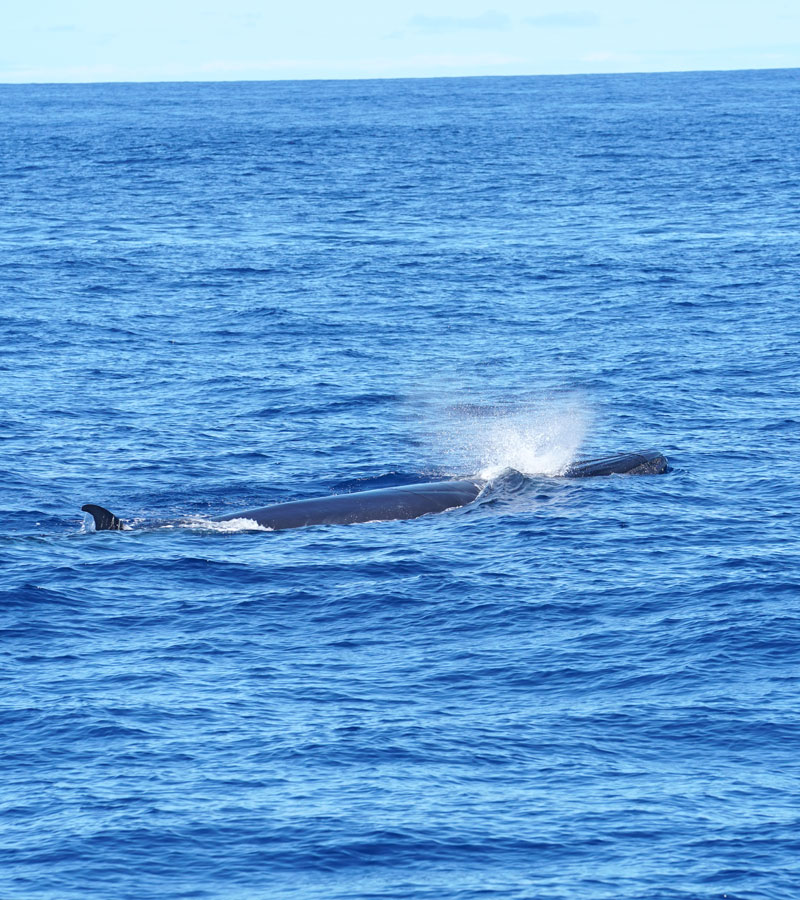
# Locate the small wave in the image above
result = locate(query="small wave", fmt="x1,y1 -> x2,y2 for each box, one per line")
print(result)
330,471 -> 437,492
477,468 -> 530,494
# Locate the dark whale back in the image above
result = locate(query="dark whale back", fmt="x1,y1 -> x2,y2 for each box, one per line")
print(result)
565,450 -> 667,477
211,480 -> 483,530
81,450 -> 668,532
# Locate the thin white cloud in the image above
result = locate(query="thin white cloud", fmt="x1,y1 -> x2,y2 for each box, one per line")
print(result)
524,12 -> 599,27
195,52 -> 524,75
409,11 -> 511,34
0,52 -> 527,84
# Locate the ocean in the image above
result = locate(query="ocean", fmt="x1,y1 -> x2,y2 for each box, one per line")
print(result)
1,69 -> 799,899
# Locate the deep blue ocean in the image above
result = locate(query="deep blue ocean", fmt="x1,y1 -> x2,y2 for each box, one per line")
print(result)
2,69 -> 799,900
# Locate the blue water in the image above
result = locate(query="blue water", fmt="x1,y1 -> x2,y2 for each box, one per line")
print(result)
2,70 -> 799,900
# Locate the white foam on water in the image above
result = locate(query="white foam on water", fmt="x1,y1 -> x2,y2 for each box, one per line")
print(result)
428,397 -> 590,479
179,516 -> 274,533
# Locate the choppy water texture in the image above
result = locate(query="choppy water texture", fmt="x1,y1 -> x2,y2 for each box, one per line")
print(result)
2,70 -> 799,900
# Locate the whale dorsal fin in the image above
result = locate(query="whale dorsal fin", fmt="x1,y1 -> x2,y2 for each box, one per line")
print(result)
82,504 -> 125,531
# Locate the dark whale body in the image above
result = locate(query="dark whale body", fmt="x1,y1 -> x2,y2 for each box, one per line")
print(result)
82,449 -> 667,532
564,449 -> 667,478
213,479 -> 483,530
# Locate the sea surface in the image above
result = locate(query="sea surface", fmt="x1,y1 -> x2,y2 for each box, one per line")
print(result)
1,70 -> 799,900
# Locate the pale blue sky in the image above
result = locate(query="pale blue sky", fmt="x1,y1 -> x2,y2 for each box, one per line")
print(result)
2,0 -> 799,83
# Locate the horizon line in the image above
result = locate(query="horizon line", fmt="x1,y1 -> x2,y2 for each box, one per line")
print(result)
1,64 -> 798,88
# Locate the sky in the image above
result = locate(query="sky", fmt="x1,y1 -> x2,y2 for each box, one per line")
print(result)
1,0 -> 799,83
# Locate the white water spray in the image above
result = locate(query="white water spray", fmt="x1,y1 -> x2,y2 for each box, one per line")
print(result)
429,398 -> 590,479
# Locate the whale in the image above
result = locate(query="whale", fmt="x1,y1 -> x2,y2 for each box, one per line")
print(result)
81,449 -> 667,532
